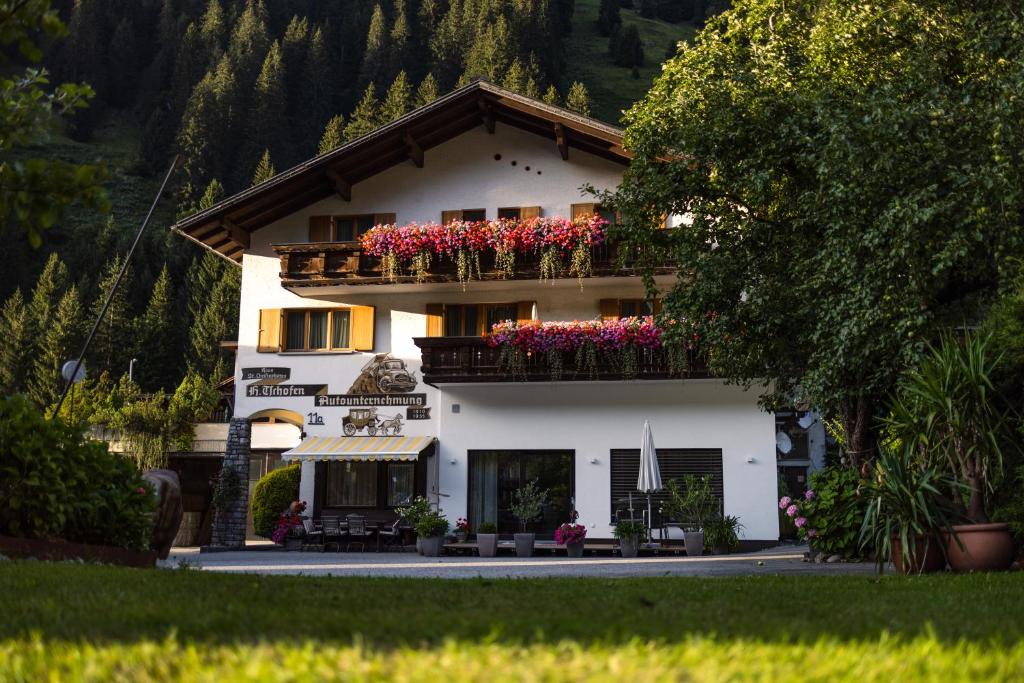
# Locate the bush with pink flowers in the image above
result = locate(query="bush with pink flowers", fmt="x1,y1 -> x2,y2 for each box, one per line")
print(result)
779,465 -> 867,558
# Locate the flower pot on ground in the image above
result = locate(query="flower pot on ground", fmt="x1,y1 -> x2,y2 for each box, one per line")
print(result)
703,515 -> 742,555
664,475 -> 720,558
454,517 -> 470,543
420,534 -> 445,557
555,518 -> 587,558
565,542 -> 585,558
891,535 -> 946,575
944,523 -> 1015,572
476,522 -> 499,557
614,520 -> 646,558
414,510 -> 449,558
509,480 -> 548,559
683,531 -> 704,557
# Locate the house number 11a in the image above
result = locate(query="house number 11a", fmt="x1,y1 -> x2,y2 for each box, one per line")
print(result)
306,412 -> 324,425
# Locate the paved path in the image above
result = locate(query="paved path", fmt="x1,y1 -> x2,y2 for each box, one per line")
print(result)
164,545 -> 877,578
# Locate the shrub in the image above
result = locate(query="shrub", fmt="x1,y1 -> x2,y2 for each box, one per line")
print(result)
510,480 -> 548,532
613,519 -> 647,539
704,515 -> 742,553
396,496 -> 432,527
477,521 -> 498,534
414,510 -> 449,537
781,465 -> 867,558
250,464 -> 300,538
0,394 -> 155,550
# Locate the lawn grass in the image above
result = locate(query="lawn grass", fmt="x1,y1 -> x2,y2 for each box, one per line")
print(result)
1,562 -> 1022,680
566,0 -> 697,124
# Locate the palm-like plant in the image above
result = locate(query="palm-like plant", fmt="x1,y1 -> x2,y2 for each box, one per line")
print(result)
885,331 -> 1015,523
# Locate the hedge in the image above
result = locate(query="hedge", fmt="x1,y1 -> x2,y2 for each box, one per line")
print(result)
250,464 -> 301,538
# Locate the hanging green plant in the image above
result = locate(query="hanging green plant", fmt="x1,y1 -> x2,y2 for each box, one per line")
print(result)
567,241 -> 594,289
539,246 -> 562,283
412,250 -> 432,282
495,248 -> 516,279
574,340 -> 599,380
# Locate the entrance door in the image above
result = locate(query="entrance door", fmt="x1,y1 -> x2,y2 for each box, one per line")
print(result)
468,450 -> 574,537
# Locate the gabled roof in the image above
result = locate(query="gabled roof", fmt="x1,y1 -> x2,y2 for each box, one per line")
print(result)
171,79 -> 628,262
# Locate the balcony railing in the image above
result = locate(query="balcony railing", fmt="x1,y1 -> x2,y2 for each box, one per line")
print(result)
273,240 -> 675,287
413,337 -> 708,384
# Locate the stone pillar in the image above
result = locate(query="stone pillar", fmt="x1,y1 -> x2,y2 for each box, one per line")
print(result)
210,417 -> 251,549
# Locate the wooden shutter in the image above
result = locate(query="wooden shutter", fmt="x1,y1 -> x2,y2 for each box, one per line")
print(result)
520,206 -> 542,219
441,210 -> 462,224
349,305 -> 376,350
516,301 -> 536,324
652,298 -> 663,314
599,299 -> 619,321
425,303 -> 444,337
257,309 -> 282,352
373,213 -> 396,226
309,216 -> 332,242
571,203 -> 596,219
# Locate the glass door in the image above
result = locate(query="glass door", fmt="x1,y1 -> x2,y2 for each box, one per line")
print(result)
468,450 -> 574,536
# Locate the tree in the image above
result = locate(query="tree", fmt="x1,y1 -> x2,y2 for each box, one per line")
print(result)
176,55 -> 240,198
389,0 -> 413,82
252,149 -> 275,185
361,4 -> 389,88
198,0 -> 226,61
27,254 -> 69,342
598,0 -> 622,36
88,255 -> 134,378
318,115 -> 345,154
613,24 -> 644,68
605,0 -> 1024,467
343,83 -> 381,141
565,81 -> 592,116
135,265 -> 180,392
241,41 -> 286,182
227,0 -> 270,88
502,57 -> 528,94
543,84 -> 561,106
190,265 -> 239,380
0,289 -> 31,395
300,26 -> 333,149
380,70 -> 412,122
281,15 -> 309,119
414,73 -> 440,107
0,0 -> 108,247
28,285 -> 81,410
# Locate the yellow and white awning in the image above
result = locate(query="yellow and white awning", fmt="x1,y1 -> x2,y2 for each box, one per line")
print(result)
282,435 -> 435,462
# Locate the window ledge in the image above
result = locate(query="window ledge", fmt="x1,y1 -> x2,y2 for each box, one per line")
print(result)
276,350 -> 361,356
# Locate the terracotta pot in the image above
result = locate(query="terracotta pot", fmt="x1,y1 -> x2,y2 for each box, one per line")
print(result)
890,535 -> 946,575
944,523 -> 1015,573
477,533 -> 498,558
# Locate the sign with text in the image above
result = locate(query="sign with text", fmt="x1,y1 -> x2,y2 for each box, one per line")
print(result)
241,367 -> 290,383
406,407 -> 431,420
315,393 -> 427,408
246,384 -> 327,398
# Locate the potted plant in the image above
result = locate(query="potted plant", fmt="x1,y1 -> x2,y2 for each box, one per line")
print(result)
555,512 -> 588,558
509,480 -> 548,557
271,500 -> 306,551
614,520 -> 647,558
665,475 -> 718,557
396,496 -> 432,554
454,517 -> 470,543
887,332 -> 1018,572
860,444 -> 962,575
414,510 -> 449,557
476,521 -> 499,557
703,515 -> 742,554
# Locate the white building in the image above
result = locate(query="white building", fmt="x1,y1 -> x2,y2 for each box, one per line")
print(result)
173,81 -> 781,547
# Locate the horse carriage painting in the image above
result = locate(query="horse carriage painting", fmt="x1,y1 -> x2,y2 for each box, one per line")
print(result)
342,408 -> 404,436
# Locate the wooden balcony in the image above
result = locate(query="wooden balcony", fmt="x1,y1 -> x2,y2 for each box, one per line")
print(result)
273,240 -> 674,288
413,336 -> 709,385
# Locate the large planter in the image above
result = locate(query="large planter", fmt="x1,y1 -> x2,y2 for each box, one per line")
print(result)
566,541 -> 585,558
891,535 -> 946,575
683,531 -> 704,557
514,532 -> 535,558
477,533 -> 498,557
420,534 -> 445,557
415,536 -> 423,555
619,537 -> 640,558
283,537 -> 302,552
944,523 -> 1015,573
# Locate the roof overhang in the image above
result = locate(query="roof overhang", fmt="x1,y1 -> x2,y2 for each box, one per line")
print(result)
171,80 -> 629,263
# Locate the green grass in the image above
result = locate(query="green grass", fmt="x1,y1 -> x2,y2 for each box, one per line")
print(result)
1,562 -> 1023,680
567,0 -> 697,124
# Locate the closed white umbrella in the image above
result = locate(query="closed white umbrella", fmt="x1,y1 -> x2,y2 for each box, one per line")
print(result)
637,420 -> 663,542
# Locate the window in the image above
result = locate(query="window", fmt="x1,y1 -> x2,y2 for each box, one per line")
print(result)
497,206 -> 541,221
571,203 -> 618,226
432,302 -> 525,336
497,207 -> 520,220
468,450 -> 574,535
442,209 -> 486,223
326,461 -> 377,507
775,411 -> 812,461
283,309 -> 352,350
309,214 -> 394,242
599,298 -> 661,320
609,449 -> 724,524
387,462 -> 416,507
332,215 -> 376,241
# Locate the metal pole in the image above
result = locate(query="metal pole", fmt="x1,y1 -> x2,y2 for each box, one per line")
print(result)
49,155 -> 181,419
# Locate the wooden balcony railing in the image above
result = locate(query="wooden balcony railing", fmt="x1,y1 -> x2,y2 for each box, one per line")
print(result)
413,336 -> 708,384
273,240 -> 674,288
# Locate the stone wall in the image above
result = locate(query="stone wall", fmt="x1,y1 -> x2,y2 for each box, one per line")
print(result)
210,417 -> 251,548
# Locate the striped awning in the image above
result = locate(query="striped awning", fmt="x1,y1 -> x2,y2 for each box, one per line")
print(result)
281,435 -> 435,462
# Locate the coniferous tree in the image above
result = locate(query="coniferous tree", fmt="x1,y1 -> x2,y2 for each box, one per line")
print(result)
461,16 -> 513,83
199,0 -> 227,61
343,83 -> 381,141
502,57 -> 527,94
187,251 -> 224,333
28,286 -> 82,411
414,73 -> 440,107
361,4 -> 389,88
281,15 -> 310,119
241,41 -> 287,182
430,0 -> 466,89
227,0 -> 270,88
565,81 -> 592,116
28,254 -> 70,347
190,266 -> 239,380
301,26 -> 334,151
598,0 -> 622,36
88,255 -> 134,378
525,77 -> 541,99
171,22 -> 209,111
107,17 -> 140,107
389,0 -> 413,82
543,84 -> 561,106
177,55 -> 240,198
135,265 -> 180,392
318,115 -> 346,154
613,24 -> 644,68
252,149 -> 276,185
0,289 -> 31,395
380,70 -> 413,122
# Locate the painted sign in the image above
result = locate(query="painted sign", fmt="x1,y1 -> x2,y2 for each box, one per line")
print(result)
347,353 -> 418,394
342,408 -> 404,436
315,393 -> 426,407
246,384 -> 327,398
242,367 -> 290,383
406,407 -> 431,420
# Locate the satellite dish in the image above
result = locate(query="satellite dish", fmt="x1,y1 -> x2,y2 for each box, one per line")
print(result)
776,431 -> 793,455
797,412 -> 815,429
61,360 -> 86,384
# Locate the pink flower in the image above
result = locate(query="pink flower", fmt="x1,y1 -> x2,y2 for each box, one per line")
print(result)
136,487 -> 146,495
795,517 -> 807,528
786,504 -> 799,518
807,528 -> 818,538
778,496 -> 792,510
804,490 -> 816,501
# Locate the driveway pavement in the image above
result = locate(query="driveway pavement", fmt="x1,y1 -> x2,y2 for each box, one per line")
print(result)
163,545 -> 878,578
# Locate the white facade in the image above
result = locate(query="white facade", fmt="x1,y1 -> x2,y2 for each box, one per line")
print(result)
227,122 -> 780,541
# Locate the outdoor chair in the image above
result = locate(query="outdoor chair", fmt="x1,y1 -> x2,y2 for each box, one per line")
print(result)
322,516 -> 345,552
376,518 -> 404,552
345,514 -> 374,552
301,518 -> 325,552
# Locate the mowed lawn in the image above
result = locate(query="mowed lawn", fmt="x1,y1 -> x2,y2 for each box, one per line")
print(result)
1,562 -> 1023,681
